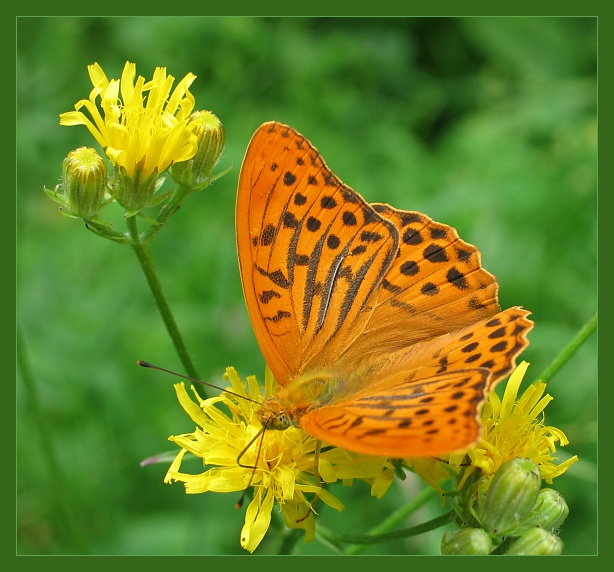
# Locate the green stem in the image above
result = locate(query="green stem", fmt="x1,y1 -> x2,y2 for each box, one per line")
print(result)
345,485 -> 439,554
17,329 -> 87,554
537,312 -> 597,384
125,215 -> 203,390
317,509 -> 455,549
142,184 -> 190,243
278,528 -> 304,555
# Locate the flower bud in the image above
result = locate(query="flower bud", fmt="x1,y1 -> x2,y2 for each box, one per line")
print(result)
171,110 -> 225,190
46,147 -> 108,218
516,488 -> 569,534
441,528 -> 493,555
477,458 -> 541,538
505,528 -> 563,555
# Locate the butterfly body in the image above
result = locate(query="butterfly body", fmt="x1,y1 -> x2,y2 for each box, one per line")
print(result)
258,373 -> 340,430
237,121 -> 533,458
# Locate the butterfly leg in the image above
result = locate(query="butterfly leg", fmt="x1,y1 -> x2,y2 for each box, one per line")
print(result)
314,439 -> 322,488
296,440 -> 323,524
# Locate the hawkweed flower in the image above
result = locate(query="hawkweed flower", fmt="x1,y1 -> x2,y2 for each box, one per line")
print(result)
165,366 -> 395,553
60,61 -> 199,213
448,361 -> 578,487
408,361 -> 578,491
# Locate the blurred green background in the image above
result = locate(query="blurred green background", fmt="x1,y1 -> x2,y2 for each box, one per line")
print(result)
17,17 -> 597,555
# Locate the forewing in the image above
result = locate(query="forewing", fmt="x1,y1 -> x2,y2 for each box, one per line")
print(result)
343,204 -> 501,362
236,122 -> 399,383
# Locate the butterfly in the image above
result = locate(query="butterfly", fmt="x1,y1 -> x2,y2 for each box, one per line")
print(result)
236,121 -> 533,458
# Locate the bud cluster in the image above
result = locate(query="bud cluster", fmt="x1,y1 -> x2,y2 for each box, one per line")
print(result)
441,458 -> 569,555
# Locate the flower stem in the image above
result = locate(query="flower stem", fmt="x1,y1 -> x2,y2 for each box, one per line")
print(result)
125,215 -> 203,390
143,184 -> 189,243
317,506 -> 454,550
17,328 -> 88,553
344,486 -> 440,554
278,528 -> 304,555
537,312 -> 597,384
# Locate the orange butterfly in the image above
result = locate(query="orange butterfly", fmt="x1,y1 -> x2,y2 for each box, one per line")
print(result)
236,122 -> 532,458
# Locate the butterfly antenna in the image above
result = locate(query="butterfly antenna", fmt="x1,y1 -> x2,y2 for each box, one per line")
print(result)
235,425 -> 268,509
137,360 -> 260,404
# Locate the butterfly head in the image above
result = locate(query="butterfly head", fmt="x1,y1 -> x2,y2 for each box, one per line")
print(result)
257,396 -> 293,431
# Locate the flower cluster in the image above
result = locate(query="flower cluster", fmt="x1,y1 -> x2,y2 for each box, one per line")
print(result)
47,62 -> 225,225
60,62 -> 199,183
163,361 -> 578,554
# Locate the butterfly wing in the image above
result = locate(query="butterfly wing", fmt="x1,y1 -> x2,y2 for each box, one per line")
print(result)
338,204 -> 501,365
300,368 -> 490,457
237,122 -> 399,384
237,121 -> 533,458
300,306 -> 533,457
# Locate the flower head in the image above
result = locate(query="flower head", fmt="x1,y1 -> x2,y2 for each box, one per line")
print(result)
454,361 -> 578,485
60,62 -> 199,210
165,367 -> 394,553
407,362 -> 578,491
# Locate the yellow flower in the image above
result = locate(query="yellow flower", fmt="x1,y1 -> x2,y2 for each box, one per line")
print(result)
60,62 -> 199,183
165,367 -> 394,553
407,362 -> 578,491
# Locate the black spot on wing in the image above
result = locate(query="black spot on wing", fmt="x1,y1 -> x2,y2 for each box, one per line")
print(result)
421,282 -> 439,296
429,227 -> 448,240
259,290 -> 281,304
306,216 -> 321,232
260,224 -> 276,246
400,260 -> 419,276
264,310 -> 291,323
488,327 -> 506,339
447,267 -> 469,289
283,212 -> 298,228
403,228 -> 423,245
342,211 -> 357,226
327,234 -> 340,249
424,244 -> 448,263
321,195 -> 337,209
284,171 -> 296,186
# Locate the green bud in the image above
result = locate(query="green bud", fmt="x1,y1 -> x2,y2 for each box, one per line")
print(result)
441,528 -> 493,555
477,458 -> 542,538
516,488 -> 569,534
45,147 -> 108,219
505,528 -> 563,555
171,110 -> 225,190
